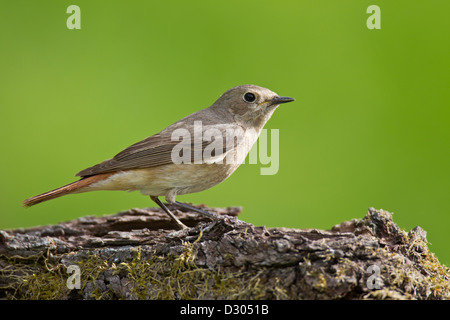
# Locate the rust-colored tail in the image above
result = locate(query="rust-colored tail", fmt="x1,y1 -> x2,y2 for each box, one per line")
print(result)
23,173 -> 114,207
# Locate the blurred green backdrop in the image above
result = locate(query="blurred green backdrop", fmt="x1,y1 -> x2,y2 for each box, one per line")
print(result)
1,1 -> 449,264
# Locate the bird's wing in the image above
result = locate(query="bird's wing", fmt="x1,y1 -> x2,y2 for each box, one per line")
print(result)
75,124 -> 241,177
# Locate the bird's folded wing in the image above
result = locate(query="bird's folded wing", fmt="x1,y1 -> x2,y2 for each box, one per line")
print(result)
75,128 -> 239,177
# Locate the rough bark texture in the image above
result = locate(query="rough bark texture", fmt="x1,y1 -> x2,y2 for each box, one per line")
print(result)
0,206 -> 449,300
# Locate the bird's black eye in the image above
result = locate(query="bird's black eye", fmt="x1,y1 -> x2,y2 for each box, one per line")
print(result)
243,92 -> 256,103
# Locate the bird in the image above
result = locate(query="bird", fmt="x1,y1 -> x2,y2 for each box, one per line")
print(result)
23,85 -> 295,229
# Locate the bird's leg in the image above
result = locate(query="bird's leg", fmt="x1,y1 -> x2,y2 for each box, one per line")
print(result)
150,196 -> 188,230
173,201 -> 220,221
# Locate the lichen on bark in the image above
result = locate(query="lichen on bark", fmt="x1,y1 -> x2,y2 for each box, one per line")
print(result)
0,206 -> 448,299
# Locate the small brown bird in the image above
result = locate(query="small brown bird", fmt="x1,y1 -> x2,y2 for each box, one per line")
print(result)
23,85 -> 294,229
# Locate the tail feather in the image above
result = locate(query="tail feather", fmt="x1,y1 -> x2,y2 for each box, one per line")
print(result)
23,173 -> 114,207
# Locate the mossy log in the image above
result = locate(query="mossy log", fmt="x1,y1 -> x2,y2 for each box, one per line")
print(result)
0,206 -> 449,300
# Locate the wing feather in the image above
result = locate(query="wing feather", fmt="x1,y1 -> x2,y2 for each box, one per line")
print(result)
75,131 -> 232,177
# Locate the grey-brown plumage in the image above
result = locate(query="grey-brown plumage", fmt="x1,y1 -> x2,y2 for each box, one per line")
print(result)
23,85 -> 295,229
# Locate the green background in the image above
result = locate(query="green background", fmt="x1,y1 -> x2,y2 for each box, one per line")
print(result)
1,1 -> 449,265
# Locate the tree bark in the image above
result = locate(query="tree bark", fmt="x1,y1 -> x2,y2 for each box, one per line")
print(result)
0,206 -> 448,300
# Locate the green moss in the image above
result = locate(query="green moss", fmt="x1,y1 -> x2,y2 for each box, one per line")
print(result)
1,232 -> 282,300
113,232 -> 287,299
362,224 -> 450,300
404,232 -> 450,299
1,210 -> 448,300
0,251 -> 69,299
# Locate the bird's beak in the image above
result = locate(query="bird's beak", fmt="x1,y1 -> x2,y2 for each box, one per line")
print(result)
269,96 -> 295,105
